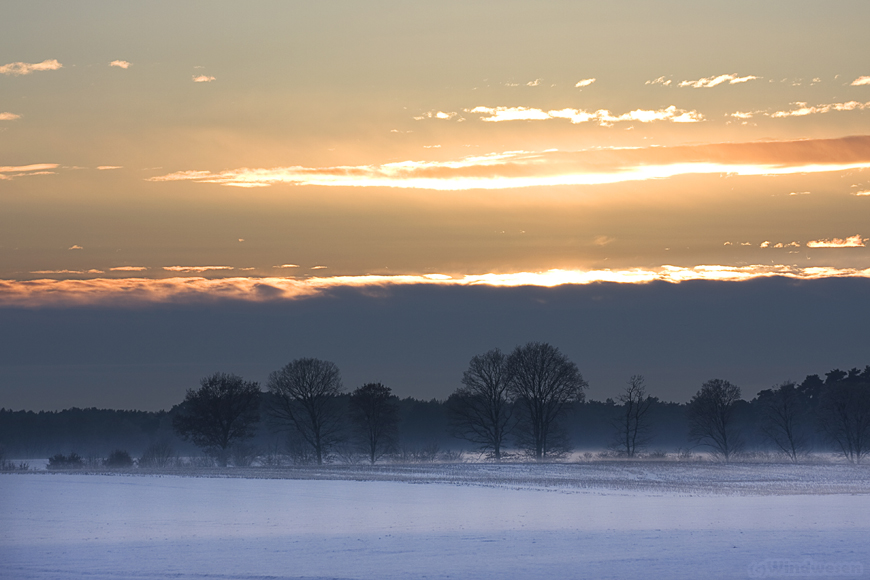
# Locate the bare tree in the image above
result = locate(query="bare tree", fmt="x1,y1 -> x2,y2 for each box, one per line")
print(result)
172,372 -> 261,467
687,379 -> 743,461
756,381 -> 807,462
448,348 -> 514,459
267,358 -> 344,465
611,375 -> 654,458
506,342 -> 587,459
818,369 -> 870,464
349,382 -> 399,464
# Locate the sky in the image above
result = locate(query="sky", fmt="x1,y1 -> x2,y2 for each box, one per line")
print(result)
2,1 -> 870,410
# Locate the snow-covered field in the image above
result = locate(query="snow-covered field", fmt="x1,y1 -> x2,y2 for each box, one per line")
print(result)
2,464 -> 868,579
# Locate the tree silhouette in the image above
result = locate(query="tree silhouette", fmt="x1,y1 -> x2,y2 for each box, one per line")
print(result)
611,375 -> 654,458
448,348 -> 514,459
507,342 -> 586,459
172,372 -> 261,467
349,382 -> 399,464
687,379 -> 743,461
267,358 -> 344,465
818,368 -> 870,464
755,381 -> 807,462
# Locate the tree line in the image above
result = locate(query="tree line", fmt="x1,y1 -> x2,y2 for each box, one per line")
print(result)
2,342 -> 869,464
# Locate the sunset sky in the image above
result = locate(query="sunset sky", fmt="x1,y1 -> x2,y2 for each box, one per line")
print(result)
2,1 -> 869,410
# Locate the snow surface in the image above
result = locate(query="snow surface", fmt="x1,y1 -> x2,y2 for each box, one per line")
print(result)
2,466 -> 868,579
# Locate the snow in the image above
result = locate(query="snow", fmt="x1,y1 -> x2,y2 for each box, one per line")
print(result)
2,465 -> 868,579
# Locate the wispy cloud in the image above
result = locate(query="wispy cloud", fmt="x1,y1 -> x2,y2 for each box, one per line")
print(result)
575,78 -> 596,88
760,241 -> 801,248
526,78 -> 542,87
853,190 -> 870,196
192,75 -> 215,83
806,235 -> 866,248
0,59 -> 62,76
413,110 -> 461,121
275,264 -> 300,269
29,269 -> 103,275
646,76 -> 672,86
729,101 -> 870,120
467,105 -> 703,125
0,112 -> 21,121
679,73 -> 758,88
97,166 -> 123,170
162,265 -> 233,272
110,266 -> 148,271
851,76 -> 870,86
0,163 -> 59,180
68,245 -> 83,250
6,266 -> 870,307
109,60 -> 131,69
771,101 -> 870,118
147,136 -> 870,191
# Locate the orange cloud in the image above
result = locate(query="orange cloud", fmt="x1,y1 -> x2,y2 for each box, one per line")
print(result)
806,235 -> 866,248
148,135 -> 870,190
851,76 -> 870,86
0,112 -> 20,121
192,75 -> 215,83
5,266 -> 870,307
97,166 -> 123,170
0,59 -> 62,76
109,60 -> 131,69
575,78 -> 596,88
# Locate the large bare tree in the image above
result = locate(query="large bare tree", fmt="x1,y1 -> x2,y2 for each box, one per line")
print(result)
756,381 -> 807,462
172,372 -> 261,467
611,375 -> 654,458
349,382 -> 399,464
687,378 -> 743,461
818,368 -> 870,464
506,342 -> 587,459
448,348 -> 514,460
267,358 -> 344,465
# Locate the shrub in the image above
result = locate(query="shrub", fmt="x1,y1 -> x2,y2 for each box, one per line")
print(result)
139,441 -> 175,469
47,453 -> 84,470
104,449 -> 134,468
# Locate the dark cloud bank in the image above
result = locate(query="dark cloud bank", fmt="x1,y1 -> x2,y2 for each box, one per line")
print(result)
1,277 -> 867,411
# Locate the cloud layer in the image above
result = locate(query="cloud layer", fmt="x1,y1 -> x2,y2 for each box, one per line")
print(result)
148,135 -> 870,190
5,265 -> 870,307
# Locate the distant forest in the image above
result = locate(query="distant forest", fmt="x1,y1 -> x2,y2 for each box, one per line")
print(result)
3,359 -> 869,464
